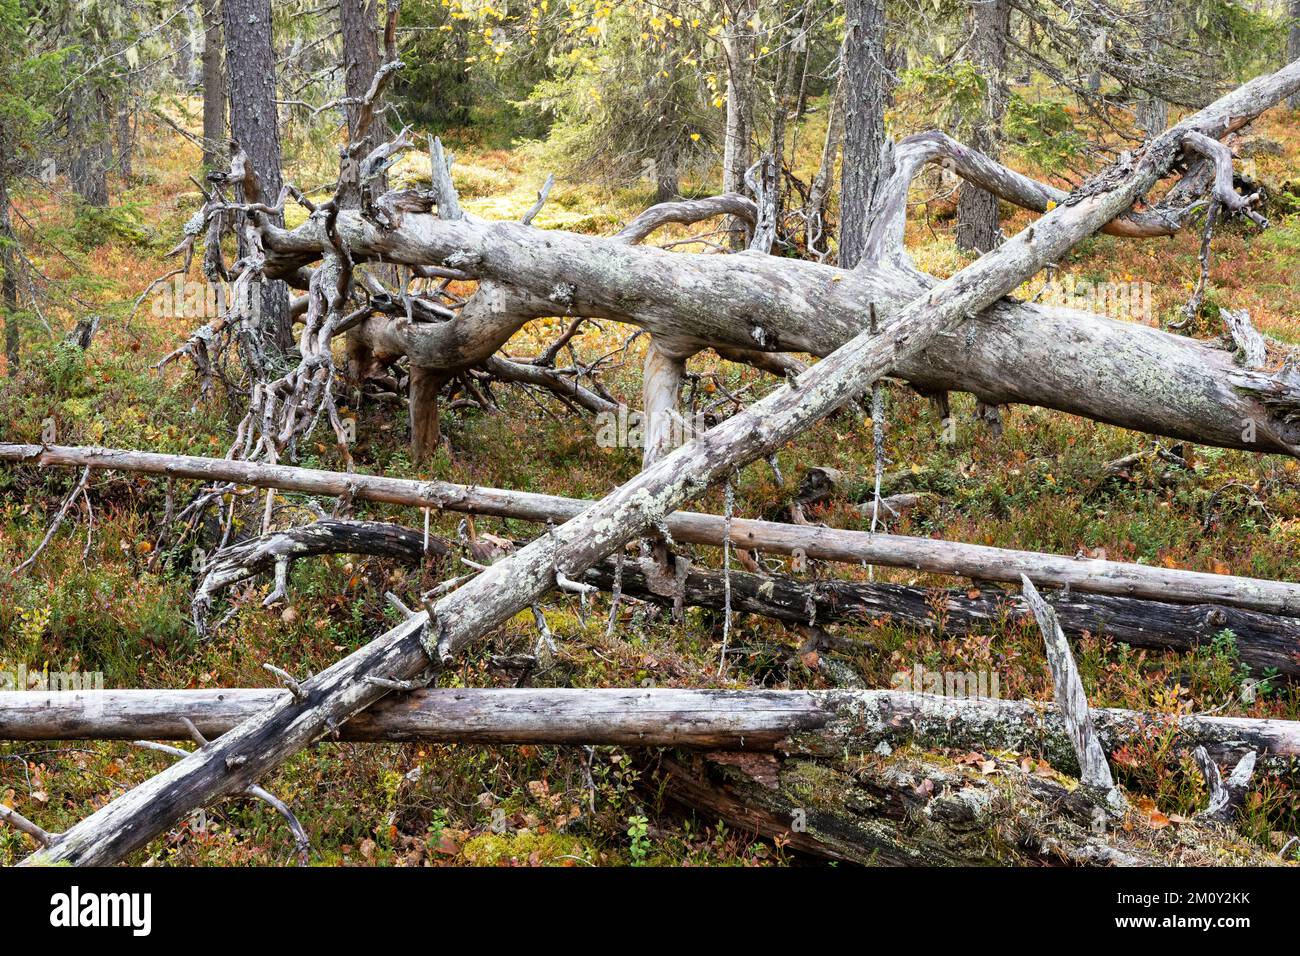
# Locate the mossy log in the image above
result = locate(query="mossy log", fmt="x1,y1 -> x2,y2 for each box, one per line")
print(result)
655,748 -> 1281,866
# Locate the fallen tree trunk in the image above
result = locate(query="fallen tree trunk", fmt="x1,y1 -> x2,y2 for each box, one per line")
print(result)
170,512 -> 1300,674
9,443 -> 1300,617
267,126 -> 1300,462
588,560 -> 1300,676
1,688 -> 1293,769
22,63 -> 1299,866
2,688 -> 1289,865
192,518 -> 447,632
185,513 -> 1300,675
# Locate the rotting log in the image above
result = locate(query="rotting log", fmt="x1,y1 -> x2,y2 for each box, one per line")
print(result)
158,512 -> 1300,674
653,747 -> 1279,866
8,443 -> 1300,618
1,688 -> 1294,770
585,560 -> 1300,676
20,62 -> 1300,866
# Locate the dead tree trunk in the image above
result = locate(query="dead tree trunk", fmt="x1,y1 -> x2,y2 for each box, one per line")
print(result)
272,131 -> 1300,460
4,688 -> 1283,866
150,508 -> 1300,672
838,0 -> 887,268
586,559 -> 1300,676
20,62 -> 1300,866
955,0 -> 1011,253
654,744 -> 1273,866
9,443 -> 1300,617
2,688 -> 1294,769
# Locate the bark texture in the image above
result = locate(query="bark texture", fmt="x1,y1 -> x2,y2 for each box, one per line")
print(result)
2,688 -> 1294,770
222,0 -> 292,350
338,0 -> 388,207
200,0 -> 226,172
955,0 -> 1011,253
838,0 -> 887,268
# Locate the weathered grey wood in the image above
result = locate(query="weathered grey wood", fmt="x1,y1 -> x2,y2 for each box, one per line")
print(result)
8,444 -> 1300,617
1022,575 -> 1119,802
2,688 -> 1294,770
269,65 -> 1300,459
23,62 -> 1300,866
192,519 -> 447,633
1193,746 -> 1257,825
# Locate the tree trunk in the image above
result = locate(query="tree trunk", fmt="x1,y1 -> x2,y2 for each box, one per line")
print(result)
169,507 -> 1300,675
2,688 -> 1293,769
200,0 -> 226,173
654,745 -> 1272,866
222,0 -> 292,352
3,686 -> 1284,865
0,172 -> 17,375
838,0 -> 887,268
1136,0 -> 1171,135
67,93 -> 109,207
720,0 -> 756,246
115,98 -> 133,182
11,442 -> 1300,618
956,0 -> 1011,253
586,559 -> 1300,676
183,0 -> 203,88
654,155 -> 679,204
338,0 -> 388,208
408,366 -> 448,460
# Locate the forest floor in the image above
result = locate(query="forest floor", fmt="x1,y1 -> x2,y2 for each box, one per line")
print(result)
2,95 -> 1300,866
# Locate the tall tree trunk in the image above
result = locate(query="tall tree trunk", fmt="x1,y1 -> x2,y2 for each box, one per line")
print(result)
183,0 -> 203,87
222,0 -> 292,353
338,0 -> 387,208
0,171 -> 18,376
720,0 -> 756,246
654,154 -> 679,204
804,72 -> 844,258
115,87 -> 134,182
838,0 -> 887,268
956,0 -> 1011,254
67,92 -> 109,207
1290,0 -> 1300,110
200,0 -> 226,173
1136,0 -> 1171,135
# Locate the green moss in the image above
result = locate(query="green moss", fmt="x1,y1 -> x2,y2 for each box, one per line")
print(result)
460,830 -> 595,867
